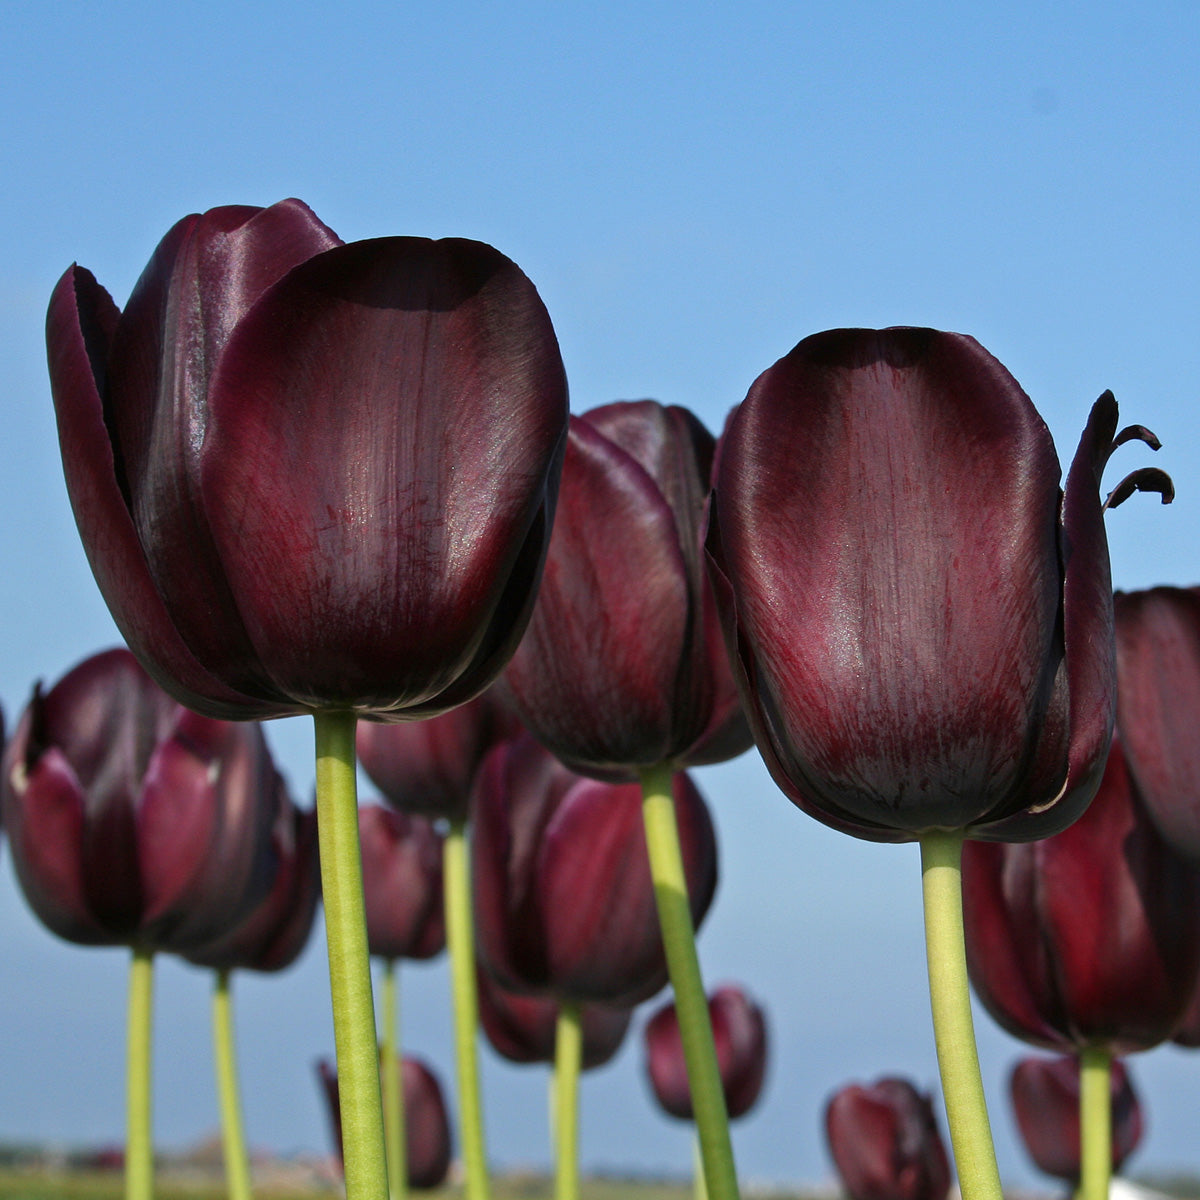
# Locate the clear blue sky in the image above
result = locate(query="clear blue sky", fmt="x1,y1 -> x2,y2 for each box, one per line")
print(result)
2,1 -> 1199,1188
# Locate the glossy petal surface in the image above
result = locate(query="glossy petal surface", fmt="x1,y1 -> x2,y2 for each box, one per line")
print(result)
1010,1055 -> 1142,1181
824,1077 -> 951,1200
644,984 -> 767,1120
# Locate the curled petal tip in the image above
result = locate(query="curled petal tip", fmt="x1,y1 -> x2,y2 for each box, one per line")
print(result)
1112,423 -> 1163,453
1104,467 -> 1175,511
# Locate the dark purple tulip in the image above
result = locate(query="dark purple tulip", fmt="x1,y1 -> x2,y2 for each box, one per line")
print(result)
186,796 -> 320,973
962,734 -> 1200,1055
47,199 -> 568,720
317,1054 -> 452,1188
359,804 -> 445,962
471,732 -> 718,1005
1,648 -> 278,951
1010,1055 -> 1143,1182
644,985 -> 767,1120
502,400 -> 752,780
825,1078 -> 951,1200
708,328 -> 1168,842
1172,976 -> 1200,1047
1114,587 -> 1200,860
476,964 -> 632,1069
357,691 -> 520,823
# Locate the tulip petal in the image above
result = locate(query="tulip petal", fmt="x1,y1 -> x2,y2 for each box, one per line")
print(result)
359,805 -> 444,961
47,266 -> 289,718
202,236 -> 567,712
713,328 -> 1064,837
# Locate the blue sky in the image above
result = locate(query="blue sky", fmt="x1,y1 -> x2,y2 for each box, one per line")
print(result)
2,1 -> 1200,1188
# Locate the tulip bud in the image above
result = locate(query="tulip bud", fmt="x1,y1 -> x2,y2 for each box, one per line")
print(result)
471,732 -> 717,1005
1010,1055 -> 1143,1182
317,1054 -> 452,1188
644,985 -> 767,1120
825,1077 -> 951,1200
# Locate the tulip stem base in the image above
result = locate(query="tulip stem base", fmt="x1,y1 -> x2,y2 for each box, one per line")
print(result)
445,819 -> 490,1200
919,832 -> 1002,1200
314,710 -> 387,1200
213,969 -> 252,1200
1078,1047 -> 1112,1200
381,961 -> 408,1200
125,946 -> 155,1200
554,1003 -> 582,1200
641,765 -> 739,1200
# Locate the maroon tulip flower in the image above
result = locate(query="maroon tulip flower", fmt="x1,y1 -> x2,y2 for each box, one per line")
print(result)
1113,586 -> 1200,860
357,691 -> 520,823
359,803 -> 445,962
707,328 -> 1169,842
502,399 -> 751,780
825,1078 -> 951,1200
1010,1055 -> 1143,1182
186,795 -> 320,973
471,732 -> 718,1005
962,733 -> 1200,1055
317,1054 -> 452,1188
47,199 -> 568,721
1,648 -> 279,952
644,985 -> 767,1120
476,964 -> 632,1069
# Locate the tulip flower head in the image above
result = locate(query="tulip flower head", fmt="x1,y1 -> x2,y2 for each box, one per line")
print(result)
317,1054 -> 452,1189
476,964 -> 631,1069
708,328 -> 1169,842
471,732 -> 718,1005
2,648 -> 279,952
643,985 -> 767,1120
1114,586 -> 1200,860
502,399 -> 752,780
47,199 -> 569,721
1009,1055 -> 1143,1183
825,1077 -> 951,1200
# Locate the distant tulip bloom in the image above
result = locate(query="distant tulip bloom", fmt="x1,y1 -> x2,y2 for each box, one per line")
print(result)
358,692 -> 520,824
472,732 -> 717,1006
2,648 -> 277,951
644,985 -> 767,1120
318,1055 -> 452,1189
963,734 -> 1200,1056
503,399 -> 751,780
1113,587 -> 1200,860
825,1078 -> 951,1200
476,965 -> 631,1069
1010,1055 -> 1143,1182
358,804 -> 444,963
47,199 -> 569,722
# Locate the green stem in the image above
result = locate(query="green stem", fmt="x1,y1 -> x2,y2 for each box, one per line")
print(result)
919,832 -> 1002,1200
1078,1047 -> 1112,1200
692,1134 -> 709,1200
213,969 -> 252,1200
125,946 -> 154,1200
445,819 -> 489,1200
314,710 -> 387,1200
554,1003 -> 582,1200
640,764 -> 739,1200
381,961 -> 408,1200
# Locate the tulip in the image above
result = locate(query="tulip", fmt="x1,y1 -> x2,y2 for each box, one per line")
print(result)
1,647 -> 281,1200
962,733 -> 1200,1200
48,199 -> 569,1200
359,803 -> 444,1200
186,797 -> 320,1200
476,965 -> 631,1069
472,730 -> 716,1200
1010,1055 -> 1143,1183
644,986 -> 767,1121
318,1055 -> 453,1189
707,328 -> 1169,1200
501,399 -> 751,1200
1113,586 -> 1200,860
825,1078 -> 951,1200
